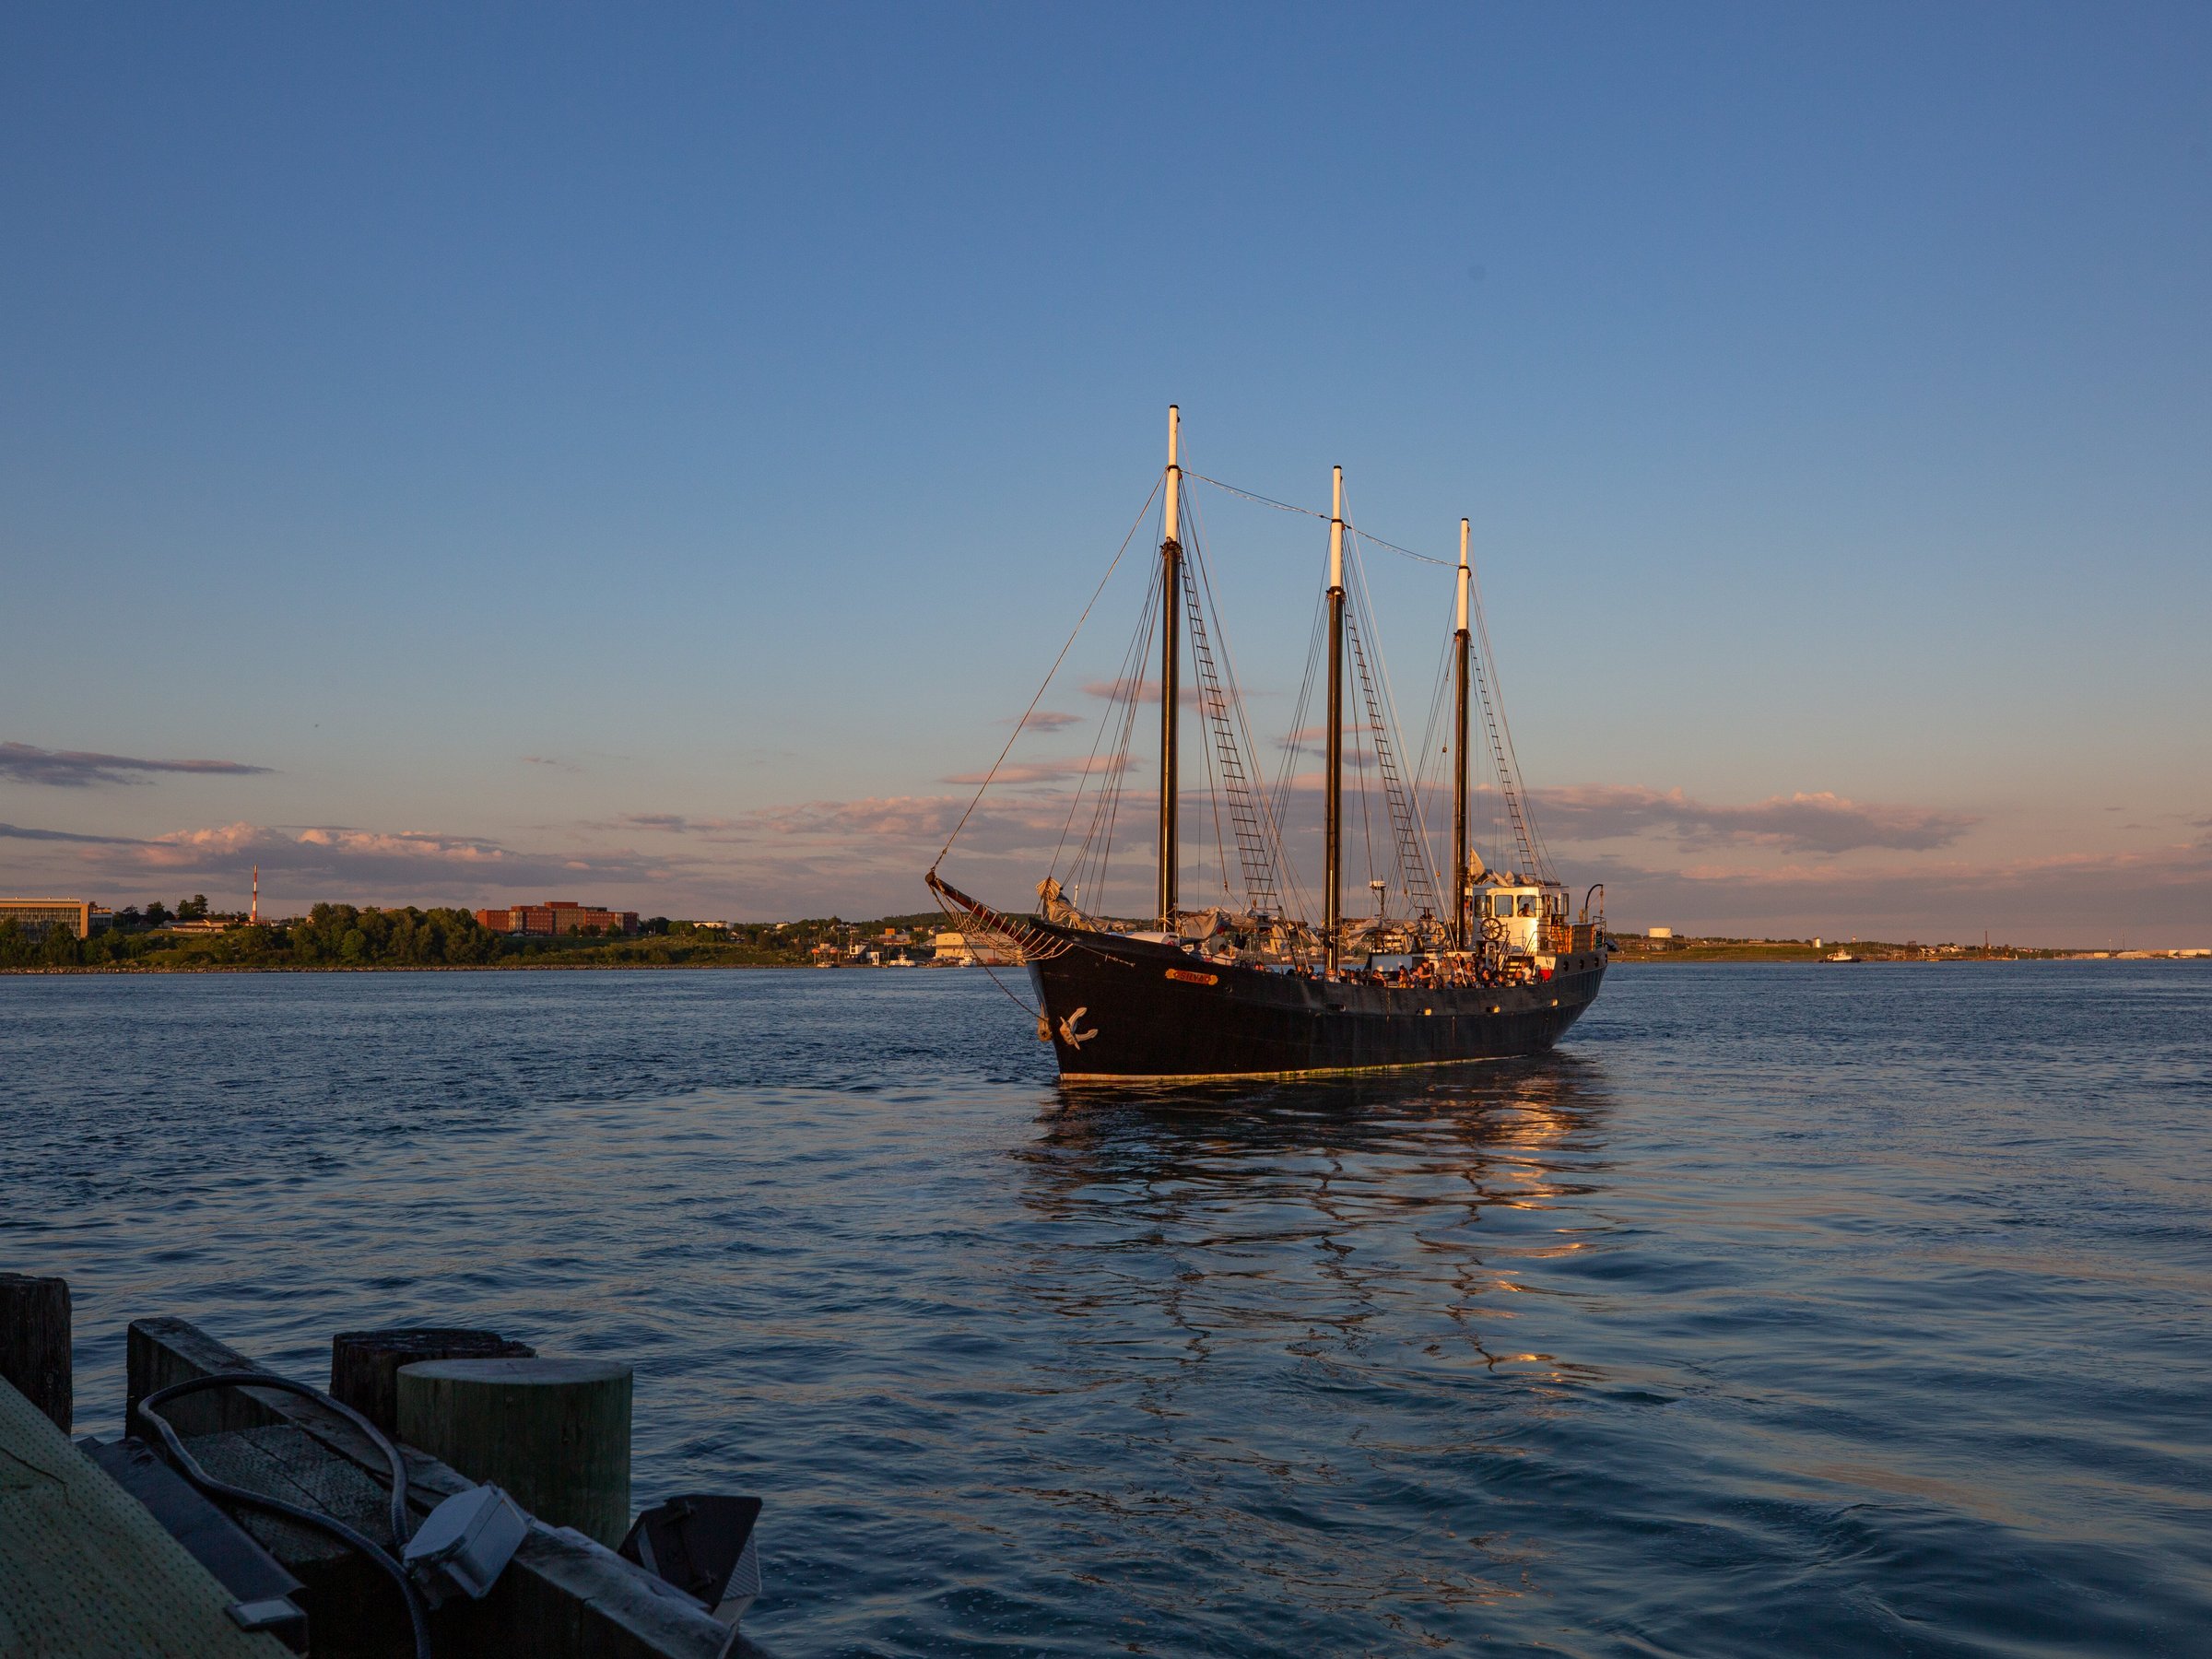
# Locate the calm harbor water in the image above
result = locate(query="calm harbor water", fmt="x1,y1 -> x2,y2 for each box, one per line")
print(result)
5,963 -> 2208,1656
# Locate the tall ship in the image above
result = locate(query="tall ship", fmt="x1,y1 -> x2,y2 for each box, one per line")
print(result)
928,408 -> 1608,1081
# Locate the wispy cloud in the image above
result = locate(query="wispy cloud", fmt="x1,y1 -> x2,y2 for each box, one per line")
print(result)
15,820 -> 680,900
726,792 -> 1083,864
1082,678 -> 1202,706
942,756 -> 1135,786
4,774 -> 2189,939
0,821 -> 141,845
1572,836 -> 2212,942
1531,785 -> 1975,854
1003,710 -> 1083,732
619,813 -> 740,834
0,742 -> 271,788
739,795 -> 975,844
521,755 -> 579,771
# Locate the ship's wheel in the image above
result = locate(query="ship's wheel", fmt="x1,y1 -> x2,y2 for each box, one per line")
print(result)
1479,914 -> 1505,945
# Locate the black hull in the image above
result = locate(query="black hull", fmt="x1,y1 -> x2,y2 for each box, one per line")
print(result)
1026,924 -> 1606,1082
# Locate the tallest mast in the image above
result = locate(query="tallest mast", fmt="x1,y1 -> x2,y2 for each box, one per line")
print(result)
1157,406 -> 1182,928
1324,465 -> 1346,974
1452,520 -> 1471,948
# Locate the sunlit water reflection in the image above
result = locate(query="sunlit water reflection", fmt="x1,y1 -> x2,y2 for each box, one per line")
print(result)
6,964 -> 2206,1655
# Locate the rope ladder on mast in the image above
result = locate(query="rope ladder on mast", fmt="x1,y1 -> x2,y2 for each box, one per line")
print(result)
1181,558 -> 1281,918
1344,606 -> 1441,929
1470,630 -> 1543,882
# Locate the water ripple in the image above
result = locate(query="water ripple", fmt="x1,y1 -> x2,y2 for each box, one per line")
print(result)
5,963 -> 2208,1656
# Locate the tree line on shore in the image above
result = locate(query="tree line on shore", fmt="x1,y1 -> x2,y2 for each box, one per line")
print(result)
0,905 -> 499,970
0,904 -> 938,971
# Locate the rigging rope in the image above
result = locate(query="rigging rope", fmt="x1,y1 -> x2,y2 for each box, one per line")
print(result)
926,886 -> 1047,1020
935,459 -> 1552,965
1342,514 -> 1444,925
1177,452 -> 1294,918
1184,468 -> 1543,894
1465,556 -> 1551,882
1184,472 -> 1454,567
933,476 -> 1162,870
1065,577 -> 1160,914
1409,621 -> 1459,890
1182,520 -> 1286,913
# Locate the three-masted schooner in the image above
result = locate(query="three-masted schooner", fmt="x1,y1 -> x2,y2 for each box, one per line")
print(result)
928,407 -> 1608,1081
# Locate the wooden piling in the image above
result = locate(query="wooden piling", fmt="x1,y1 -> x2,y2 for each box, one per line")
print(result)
132,1318 -> 753,1658
329,1326 -> 535,1434
0,1271 -> 71,1433
397,1357 -> 633,1547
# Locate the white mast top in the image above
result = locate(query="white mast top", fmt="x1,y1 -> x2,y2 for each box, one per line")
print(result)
1456,518 -> 1470,633
1328,465 -> 1345,592
1164,405 -> 1182,541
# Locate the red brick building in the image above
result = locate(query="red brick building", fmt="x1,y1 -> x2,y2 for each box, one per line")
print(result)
475,900 -> 640,937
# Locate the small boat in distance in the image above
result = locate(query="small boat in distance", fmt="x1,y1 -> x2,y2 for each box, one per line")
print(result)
928,407 -> 1609,1081
1822,948 -> 1862,963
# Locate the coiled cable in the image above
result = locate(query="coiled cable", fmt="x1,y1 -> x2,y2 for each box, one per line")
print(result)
135,1371 -> 431,1659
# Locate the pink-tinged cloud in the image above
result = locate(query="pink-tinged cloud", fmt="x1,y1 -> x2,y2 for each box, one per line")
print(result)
1577,834 -> 2212,945
1528,785 -> 1975,854
1,741 -> 271,787
0,821 -> 140,845
1281,725 -> 1399,748
29,820 -> 681,900
1082,677 -> 1203,706
735,794 -> 1047,848
5,781 -> 2196,942
941,756 -> 1135,786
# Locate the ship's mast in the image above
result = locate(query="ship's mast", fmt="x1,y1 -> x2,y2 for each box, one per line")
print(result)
1452,519 -> 1471,948
1324,465 -> 1345,975
1158,405 -> 1182,928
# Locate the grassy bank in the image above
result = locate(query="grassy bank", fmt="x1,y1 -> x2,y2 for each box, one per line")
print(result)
0,905 -> 948,973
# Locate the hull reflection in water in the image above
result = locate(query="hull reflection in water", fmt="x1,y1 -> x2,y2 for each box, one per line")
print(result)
996,1059 -> 1620,1627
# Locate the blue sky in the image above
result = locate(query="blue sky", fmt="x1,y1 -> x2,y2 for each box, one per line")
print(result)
4,3 -> 2207,943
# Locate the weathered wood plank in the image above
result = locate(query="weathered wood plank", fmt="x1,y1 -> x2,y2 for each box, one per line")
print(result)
128,1317 -> 296,1441
188,1425 -> 415,1659
0,1271 -> 71,1432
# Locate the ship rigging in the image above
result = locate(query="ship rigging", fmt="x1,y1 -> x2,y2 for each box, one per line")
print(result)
928,407 -> 1608,1081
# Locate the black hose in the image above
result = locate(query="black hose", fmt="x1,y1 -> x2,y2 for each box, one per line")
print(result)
135,1371 -> 431,1659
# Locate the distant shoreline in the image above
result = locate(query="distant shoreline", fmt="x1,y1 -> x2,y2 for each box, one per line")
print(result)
1609,955 -> 2204,965
0,960 -> 920,976
6,956 -> 2197,979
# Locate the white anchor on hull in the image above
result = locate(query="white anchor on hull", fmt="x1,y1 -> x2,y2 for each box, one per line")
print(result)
1058,1006 -> 1099,1049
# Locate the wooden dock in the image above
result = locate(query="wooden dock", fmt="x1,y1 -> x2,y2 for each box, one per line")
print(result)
126,1316 -> 765,1658
0,1292 -> 773,1658
0,1373 -> 291,1658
